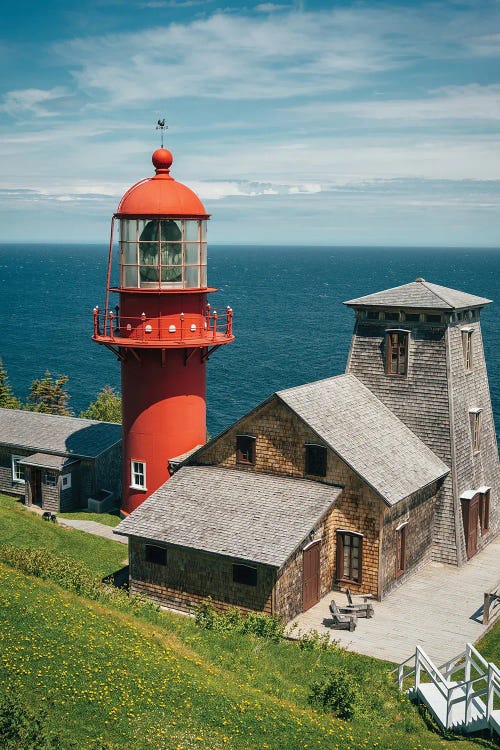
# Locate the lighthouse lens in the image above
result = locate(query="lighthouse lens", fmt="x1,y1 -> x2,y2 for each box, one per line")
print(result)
159,220 -> 182,284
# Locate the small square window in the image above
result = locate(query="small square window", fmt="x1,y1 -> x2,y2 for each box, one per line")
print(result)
11,455 -> 25,484
366,310 -> 380,320
145,544 -> 167,565
232,564 -> 257,586
131,460 -> 146,489
384,311 -> 400,321
236,435 -> 256,465
61,474 -> 71,490
305,444 -> 327,477
403,312 -> 420,322
44,471 -> 58,487
425,313 -> 442,323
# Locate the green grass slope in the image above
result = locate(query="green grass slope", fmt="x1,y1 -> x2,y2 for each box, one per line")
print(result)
0,495 -> 125,576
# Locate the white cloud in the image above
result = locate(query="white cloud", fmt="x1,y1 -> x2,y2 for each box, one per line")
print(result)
255,3 -> 291,12
291,84 -> 500,122
0,87 -> 69,118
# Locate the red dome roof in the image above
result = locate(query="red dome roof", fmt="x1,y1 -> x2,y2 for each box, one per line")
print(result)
116,148 -> 209,218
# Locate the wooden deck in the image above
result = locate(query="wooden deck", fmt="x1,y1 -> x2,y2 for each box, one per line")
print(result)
288,536 -> 500,664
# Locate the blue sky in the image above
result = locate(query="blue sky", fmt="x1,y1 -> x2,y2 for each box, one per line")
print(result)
1,0 -> 499,245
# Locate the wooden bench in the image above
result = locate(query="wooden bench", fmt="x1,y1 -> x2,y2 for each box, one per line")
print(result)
342,588 -> 375,619
329,600 -> 357,631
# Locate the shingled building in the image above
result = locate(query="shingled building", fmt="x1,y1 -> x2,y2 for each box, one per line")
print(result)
115,279 -> 498,621
0,408 -> 121,513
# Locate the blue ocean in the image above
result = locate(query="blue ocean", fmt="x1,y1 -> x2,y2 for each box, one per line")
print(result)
0,244 -> 499,439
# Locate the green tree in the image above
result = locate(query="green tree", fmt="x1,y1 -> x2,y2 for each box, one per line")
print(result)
0,358 -> 21,409
80,385 -> 121,423
25,371 -> 72,416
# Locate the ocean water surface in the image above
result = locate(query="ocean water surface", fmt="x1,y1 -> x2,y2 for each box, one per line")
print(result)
0,244 -> 499,438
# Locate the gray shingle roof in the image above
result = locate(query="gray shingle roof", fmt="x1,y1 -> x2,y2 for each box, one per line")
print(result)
277,374 -> 449,505
344,279 -> 491,310
114,466 -> 342,567
0,408 -> 121,458
18,453 -> 79,470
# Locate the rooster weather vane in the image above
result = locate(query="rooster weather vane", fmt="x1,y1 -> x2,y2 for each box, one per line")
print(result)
156,118 -> 168,148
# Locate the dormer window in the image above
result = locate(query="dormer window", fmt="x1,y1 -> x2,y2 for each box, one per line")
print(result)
236,435 -> 256,465
385,330 -> 409,377
305,444 -> 327,477
462,328 -> 473,371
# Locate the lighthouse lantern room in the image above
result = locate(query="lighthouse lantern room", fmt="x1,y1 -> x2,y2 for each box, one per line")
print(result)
93,145 -> 234,515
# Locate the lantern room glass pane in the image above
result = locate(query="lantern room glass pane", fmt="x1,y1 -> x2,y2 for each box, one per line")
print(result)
123,266 -> 138,287
201,221 -> 207,242
184,220 -> 200,242
120,219 -> 136,242
121,242 -> 137,265
161,266 -> 182,283
201,243 -> 207,265
161,242 -> 182,267
159,219 -> 182,242
185,243 -> 199,265
184,266 -> 200,288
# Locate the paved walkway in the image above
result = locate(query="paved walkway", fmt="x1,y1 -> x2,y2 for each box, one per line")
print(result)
23,504 -> 127,545
289,537 -> 500,665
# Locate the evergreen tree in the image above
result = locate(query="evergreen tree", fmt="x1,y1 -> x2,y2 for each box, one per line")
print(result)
80,385 -> 121,423
25,372 -> 72,416
0,358 -> 21,409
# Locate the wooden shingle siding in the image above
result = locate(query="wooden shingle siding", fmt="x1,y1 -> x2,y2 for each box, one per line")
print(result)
129,539 -> 275,615
0,446 -> 28,498
193,398 -> 382,600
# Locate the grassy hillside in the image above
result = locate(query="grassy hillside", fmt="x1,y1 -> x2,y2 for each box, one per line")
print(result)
0,493 -> 497,749
0,495 -> 125,576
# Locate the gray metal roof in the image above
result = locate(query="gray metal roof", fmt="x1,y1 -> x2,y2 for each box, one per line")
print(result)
18,453 -> 79,470
0,408 -> 121,458
114,466 -> 342,568
344,279 -> 491,310
277,374 -> 449,505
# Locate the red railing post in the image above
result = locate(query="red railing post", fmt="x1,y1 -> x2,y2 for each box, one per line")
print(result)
141,312 -> 146,342
180,312 -> 184,341
226,306 -> 233,336
109,311 -> 114,341
212,311 -> 218,341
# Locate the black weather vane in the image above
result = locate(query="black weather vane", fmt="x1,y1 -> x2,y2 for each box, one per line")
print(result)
156,118 -> 168,148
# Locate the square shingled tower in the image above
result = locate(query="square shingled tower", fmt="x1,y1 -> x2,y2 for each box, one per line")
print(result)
344,277 -> 499,566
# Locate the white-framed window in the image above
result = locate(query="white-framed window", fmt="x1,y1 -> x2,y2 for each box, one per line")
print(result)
11,455 -> 25,483
469,408 -> 482,453
44,471 -> 58,487
131,460 -> 146,490
61,473 -> 72,490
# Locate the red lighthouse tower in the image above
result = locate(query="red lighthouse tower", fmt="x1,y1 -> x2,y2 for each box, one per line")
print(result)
93,145 -> 234,515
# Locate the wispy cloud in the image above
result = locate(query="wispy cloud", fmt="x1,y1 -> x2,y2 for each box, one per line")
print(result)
0,87 -> 69,118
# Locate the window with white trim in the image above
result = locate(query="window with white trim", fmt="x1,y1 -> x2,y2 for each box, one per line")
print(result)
131,460 -> 146,489
11,455 -> 25,483
462,328 -> 473,371
61,473 -> 72,490
469,409 -> 482,453
44,471 -> 58,487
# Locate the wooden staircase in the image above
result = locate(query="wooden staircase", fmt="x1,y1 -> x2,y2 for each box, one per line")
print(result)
396,643 -> 500,736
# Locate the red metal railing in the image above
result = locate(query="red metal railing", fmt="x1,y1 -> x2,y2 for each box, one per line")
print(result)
93,304 -> 233,345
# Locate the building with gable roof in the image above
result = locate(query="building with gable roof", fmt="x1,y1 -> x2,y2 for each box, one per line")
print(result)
115,278 -> 498,622
0,408 -> 122,513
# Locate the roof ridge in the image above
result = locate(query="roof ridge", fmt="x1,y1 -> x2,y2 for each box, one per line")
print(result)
420,280 -> 452,308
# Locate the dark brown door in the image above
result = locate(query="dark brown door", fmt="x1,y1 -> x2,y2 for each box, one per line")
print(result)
302,541 -> 321,611
462,495 -> 479,560
31,469 -> 42,505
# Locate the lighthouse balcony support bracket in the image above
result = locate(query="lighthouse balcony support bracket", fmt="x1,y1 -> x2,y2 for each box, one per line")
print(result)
92,306 -> 233,349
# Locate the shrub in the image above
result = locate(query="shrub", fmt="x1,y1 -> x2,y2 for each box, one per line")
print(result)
0,545 -> 160,621
0,693 -> 71,749
195,600 -> 285,641
308,666 -> 360,719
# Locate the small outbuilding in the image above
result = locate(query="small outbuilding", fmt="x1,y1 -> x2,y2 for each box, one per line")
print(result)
0,408 -> 121,513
